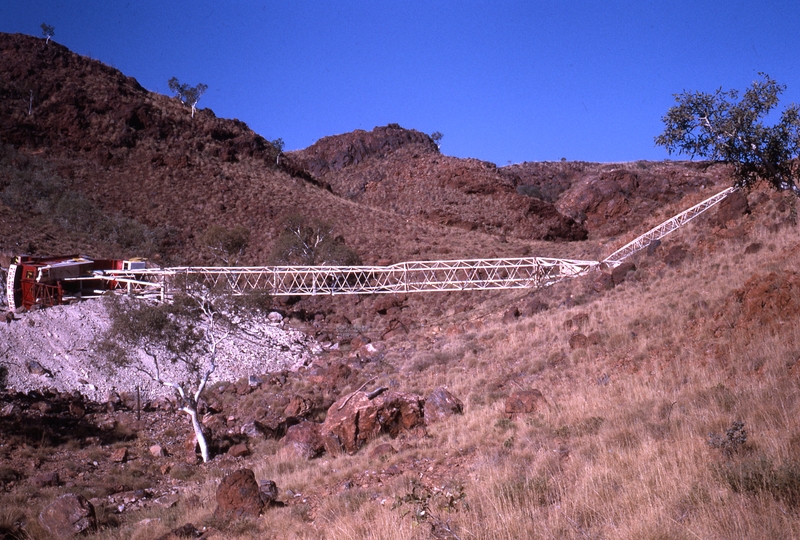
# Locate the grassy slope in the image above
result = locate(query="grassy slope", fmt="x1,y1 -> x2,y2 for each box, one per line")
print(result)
22,186 -> 790,540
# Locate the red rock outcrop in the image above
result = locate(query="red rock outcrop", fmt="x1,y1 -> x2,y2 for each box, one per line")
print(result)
214,469 -> 264,519
320,390 -> 425,455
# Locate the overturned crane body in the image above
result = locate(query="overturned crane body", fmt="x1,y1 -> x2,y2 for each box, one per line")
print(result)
5,255 -> 147,311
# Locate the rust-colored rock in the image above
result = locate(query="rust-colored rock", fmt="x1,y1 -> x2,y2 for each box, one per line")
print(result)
307,360 -> 352,390
320,391 -> 424,455
568,333 -> 589,350
38,493 -> 97,539
714,190 -> 749,225
593,272 -> 614,292
183,435 -> 200,464
505,389 -> 546,417
228,443 -> 250,458
283,421 -> 325,459
369,442 -> 397,459
110,447 -> 128,463
284,395 -> 312,418
611,262 -> 636,285
727,271 -> 800,337
424,387 -> 464,425
214,469 -> 264,520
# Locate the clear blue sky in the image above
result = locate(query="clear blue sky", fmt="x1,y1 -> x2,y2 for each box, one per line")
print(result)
2,1 -> 799,165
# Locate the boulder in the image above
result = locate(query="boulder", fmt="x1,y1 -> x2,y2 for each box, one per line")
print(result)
283,421 -> 325,459
320,391 -> 424,455
424,387 -> 464,425
26,360 -> 52,377
505,389 -> 546,417
110,447 -> 128,463
611,262 -> 635,285
369,442 -> 397,459
259,480 -> 279,504
715,190 -> 749,225
38,493 -> 96,539
568,333 -> 589,350
283,395 -> 312,418
214,469 -> 264,520
228,443 -> 250,458
307,361 -> 352,390
240,420 -> 267,439
592,272 -> 614,292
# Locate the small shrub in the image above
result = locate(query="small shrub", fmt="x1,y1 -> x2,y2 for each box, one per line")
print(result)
516,184 -> 544,200
708,421 -> 747,456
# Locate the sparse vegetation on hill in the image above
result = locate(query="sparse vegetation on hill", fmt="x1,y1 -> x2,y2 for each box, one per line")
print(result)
0,31 -> 799,539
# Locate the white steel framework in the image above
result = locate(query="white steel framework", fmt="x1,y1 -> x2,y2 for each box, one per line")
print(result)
601,186 -> 736,267
87,257 -> 601,299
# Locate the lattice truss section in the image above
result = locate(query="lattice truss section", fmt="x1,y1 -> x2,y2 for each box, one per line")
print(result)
102,257 -> 600,298
602,186 -> 736,267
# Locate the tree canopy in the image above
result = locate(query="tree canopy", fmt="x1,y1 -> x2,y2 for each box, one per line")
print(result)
40,23 -> 54,44
655,73 -> 800,195
168,77 -> 208,118
99,290 -> 231,463
270,214 -> 361,266
202,224 -> 250,266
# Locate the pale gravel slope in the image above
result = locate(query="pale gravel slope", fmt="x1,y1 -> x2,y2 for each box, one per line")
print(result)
0,299 -> 320,402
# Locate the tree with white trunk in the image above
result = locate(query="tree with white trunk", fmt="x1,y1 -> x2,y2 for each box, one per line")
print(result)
98,284 -> 234,463
40,23 -> 54,45
168,77 -> 208,118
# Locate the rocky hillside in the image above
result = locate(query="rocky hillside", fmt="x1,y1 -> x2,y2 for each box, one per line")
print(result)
0,33 -> 536,267
505,159 -> 731,239
289,126 -> 587,241
1,31 -> 738,269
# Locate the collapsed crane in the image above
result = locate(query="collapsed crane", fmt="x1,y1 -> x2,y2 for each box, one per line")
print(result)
4,186 -> 736,312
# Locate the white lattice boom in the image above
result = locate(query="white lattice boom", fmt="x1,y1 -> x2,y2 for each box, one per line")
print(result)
98,257 -> 601,299
602,186 -> 736,267
78,186 -> 734,299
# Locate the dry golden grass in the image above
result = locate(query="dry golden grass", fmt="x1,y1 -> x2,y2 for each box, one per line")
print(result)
149,204 -> 800,538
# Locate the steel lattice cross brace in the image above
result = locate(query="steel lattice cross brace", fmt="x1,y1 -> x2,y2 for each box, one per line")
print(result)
102,257 -> 601,298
